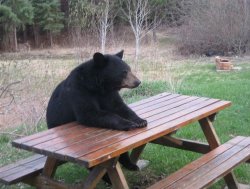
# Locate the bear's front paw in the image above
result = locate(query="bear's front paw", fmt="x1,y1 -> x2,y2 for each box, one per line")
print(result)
133,118 -> 147,128
119,120 -> 139,131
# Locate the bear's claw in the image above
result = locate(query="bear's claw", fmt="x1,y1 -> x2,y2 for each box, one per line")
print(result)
133,118 -> 147,128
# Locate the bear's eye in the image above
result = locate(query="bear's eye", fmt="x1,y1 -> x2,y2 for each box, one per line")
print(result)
122,70 -> 128,76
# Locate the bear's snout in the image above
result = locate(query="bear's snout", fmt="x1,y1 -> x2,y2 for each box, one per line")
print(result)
121,71 -> 141,89
133,80 -> 141,87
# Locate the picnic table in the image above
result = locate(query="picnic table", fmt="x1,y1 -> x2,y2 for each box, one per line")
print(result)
1,92 -> 249,189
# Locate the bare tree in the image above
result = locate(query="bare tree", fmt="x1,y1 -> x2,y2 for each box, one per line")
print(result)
122,0 -> 155,62
96,0 -> 114,53
69,0 -> 116,54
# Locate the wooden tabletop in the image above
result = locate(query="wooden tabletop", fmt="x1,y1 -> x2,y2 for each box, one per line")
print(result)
12,93 -> 231,168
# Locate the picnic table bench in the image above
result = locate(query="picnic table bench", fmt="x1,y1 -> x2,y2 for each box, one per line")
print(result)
0,92 -> 249,189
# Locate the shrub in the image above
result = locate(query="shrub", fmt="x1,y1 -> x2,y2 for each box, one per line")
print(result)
178,0 -> 250,56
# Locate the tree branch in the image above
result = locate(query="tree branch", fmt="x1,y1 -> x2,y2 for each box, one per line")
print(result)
0,81 -> 20,98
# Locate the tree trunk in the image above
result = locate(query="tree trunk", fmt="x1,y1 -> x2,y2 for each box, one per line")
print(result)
49,31 -> 53,47
101,23 -> 107,53
110,20 -> 115,46
33,24 -> 40,48
14,26 -> 17,52
101,34 -> 106,53
2,25 -> 16,52
23,28 -> 28,42
2,32 -> 11,51
100,0 -> 110,54
152,28 -> 157,43
135,36 -> 140,71
145,18 -> 149,44
152,15 -> 158,43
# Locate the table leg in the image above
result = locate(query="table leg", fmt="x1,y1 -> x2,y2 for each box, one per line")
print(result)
42,157 -> 61,177
130,144 -> 149,170
82,165 -> 107,189
208,113 -> 217,122
24,157 -> 65,189
199,117 -> 221,149
130,144 -> 146,164
82,158 -> 129,189
107,161 -> 129,189
199,117 -> 239,189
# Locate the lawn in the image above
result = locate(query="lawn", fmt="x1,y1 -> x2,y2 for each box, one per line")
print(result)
0,59 -> 249,189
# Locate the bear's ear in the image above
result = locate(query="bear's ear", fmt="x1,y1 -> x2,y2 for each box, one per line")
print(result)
115,50 -> 124,59
93,52 -> 106,68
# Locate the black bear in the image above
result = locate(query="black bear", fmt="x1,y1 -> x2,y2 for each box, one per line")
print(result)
46,50 -> 147,171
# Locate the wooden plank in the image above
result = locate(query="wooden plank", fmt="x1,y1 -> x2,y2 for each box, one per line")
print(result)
138,96 -> 202,118
142,97 -> 209,122
147,136 -> 245,189
165,137 -> 250,189
53,130 -> 122,158
12,122 -> 78,146
81,158 -> 120,189
22,125 -> 93,147
82,165 -> 107,189
42,157 -> 59,177
131,94 -> 181,111
1,157 -> 46,184
0,154 -> 44,174
33,128 -> 107,151
58,98 -> 216,163
185,143 -> 250,189
151,136 -> 211,154
128,92 -> 170,108
135,95 -> 198,115
0,156 -> 46,178
79,100 -> 231,167
107,162 -> 129,189
49,130 -> 115,153
199,117 -> 239,188
199,117 -> 221,149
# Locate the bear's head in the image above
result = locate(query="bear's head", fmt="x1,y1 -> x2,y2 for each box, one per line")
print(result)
92,50 -> 141,91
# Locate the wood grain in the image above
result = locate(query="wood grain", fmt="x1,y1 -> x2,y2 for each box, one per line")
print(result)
147,136 -> 250,189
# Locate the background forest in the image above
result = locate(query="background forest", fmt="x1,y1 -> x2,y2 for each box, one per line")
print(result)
1,0 -> 250,56
0,0 -> 185,52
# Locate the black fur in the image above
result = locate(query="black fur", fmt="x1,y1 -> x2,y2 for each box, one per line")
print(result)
46,51 -> 147,174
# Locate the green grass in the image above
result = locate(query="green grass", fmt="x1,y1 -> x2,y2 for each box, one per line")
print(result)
0,62 -> 250,189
